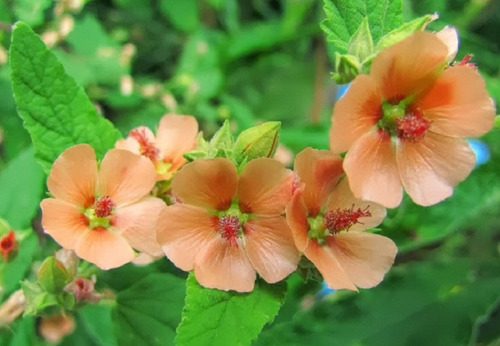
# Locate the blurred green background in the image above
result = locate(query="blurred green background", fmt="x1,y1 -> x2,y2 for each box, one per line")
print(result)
0,0 -> 499,345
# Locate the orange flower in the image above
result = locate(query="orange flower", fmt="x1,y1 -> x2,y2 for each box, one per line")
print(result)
0,231 -> 17,262
286,148 -> 397,290
40,144 -> 165,270
330,31 -> 495,208
115,114 -> 198,181
157,158 -> 300,292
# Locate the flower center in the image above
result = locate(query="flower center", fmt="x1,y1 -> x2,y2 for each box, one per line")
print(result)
379,98 -> 430,142
324,205 -> 371,234
216,215 -> 241,247
130,128 -> 159,161
395,112 -> 430,142
93,196 -> 115,218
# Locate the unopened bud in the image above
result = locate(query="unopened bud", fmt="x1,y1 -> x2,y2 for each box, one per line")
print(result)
234,122 -> 281,162
0,231 -> 18,262
38,257 -> 71,294
331,53 -> 360,85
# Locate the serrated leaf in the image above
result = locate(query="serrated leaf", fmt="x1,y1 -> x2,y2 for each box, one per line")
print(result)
321,0 -> 403,54
112,273 -> 186,346
9,22 -> 122,173
176,274 -> 286,346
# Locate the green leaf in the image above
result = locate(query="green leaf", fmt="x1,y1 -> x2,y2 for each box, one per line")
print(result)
13,0 -> 52,27
321,0 -> 403,53
9,22 -> 122,173
234,121 -> 280,163
209,120 -> 234,150
0,147 -> 44,229
176,274 -> 287,346
3,229 -> 38,296
347,17 -> 374,63
376,13 -> 437,50
160,0 -> 199,33
112,272 -> 186,346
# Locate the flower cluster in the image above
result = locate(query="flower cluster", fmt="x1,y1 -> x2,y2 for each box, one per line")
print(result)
39,29 -> 495,293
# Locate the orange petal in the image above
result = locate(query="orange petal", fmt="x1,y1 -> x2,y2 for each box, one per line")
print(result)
324,232 -> 397,289
325,178 -> 386,233
194,237 -> 256,292
396,132 -> 475,206
47,144 -> 97,207
294,148 -> 344,215
172,158 -> 237,210
98,149 -> 156,206
417,65 -> 495,138
40,198 -> 88,249
343,131 -> 403,208
304,241 -> 357,291
244,216 -> 300,283
114,197 -> 166,256
285,187 -> 309,252
74,228 -> 135,270
156,114 -> 198,162
330,75 -> 382,153
157,204 -> 217,271
435,26 -> 458,62
238,158 -> 294,215
371,31 -> 448,98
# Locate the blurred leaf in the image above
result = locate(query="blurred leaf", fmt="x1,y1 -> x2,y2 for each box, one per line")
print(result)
112,272 -> 186,346
257,260 -> 500,346
160,0 -> 199,33
0,147 -> 44,229
3,229 -> 38,296
9,22 -> 122,173
470,298 -> 500,346
0,317 -> 40,346
55,14 -> 128,86
176,274 -> 286,346
13,0 -> 52,27
321,0 -> 403,53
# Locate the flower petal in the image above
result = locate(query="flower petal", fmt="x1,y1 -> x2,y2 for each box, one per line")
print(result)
244,216 -> 300,283
418,65 -> 495,138
40,198 -> 88,249
396,132 -> 475,206
371,31 -> 448,98
238,158 -> 294,215
47,144 -> 97,207
435,26 -> 458,62
324,232 -> 397,289
114,197 -> 166,256
285,187 -> 309,252
304,241 -> 356,291
343,131 -> 403,208
157,204 -> 217,271
330,75 -> 382,153
325,178 -> 386,233
172,158 -> 237,210
74,228 -> 135,270
194,237 -> 256,292
98,149 -> 156,206
294,148 -> 344,215
156,114 -> 198,164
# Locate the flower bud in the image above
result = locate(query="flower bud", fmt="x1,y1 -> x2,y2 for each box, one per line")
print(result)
0,231 -> 18,262
234,121 -> 280,163
38,257 -> 72,294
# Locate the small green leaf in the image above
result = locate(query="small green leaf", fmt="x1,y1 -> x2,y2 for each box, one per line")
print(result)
176,274 -> 287,346
112,273 -> 186,346
234,121 -> 280,163
209,120 -> 234,150
321,0 -> 403,54
37,257 -> 71,294
9,22 -> 122,173
348,17 -> 374,63
21,281 -> 60,316
376,13 -> 437,50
